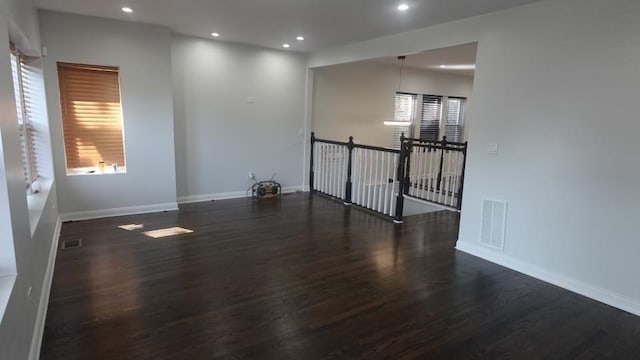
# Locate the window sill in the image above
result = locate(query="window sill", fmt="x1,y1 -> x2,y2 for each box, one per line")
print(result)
0,274 -> 16,325
66,167 -> 127,177
27,179 -> 53,237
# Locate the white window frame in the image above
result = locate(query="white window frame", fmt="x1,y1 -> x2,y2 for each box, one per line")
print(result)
392,92 -> 418,149
443,96 -> 466,143
10,48 -> 38,192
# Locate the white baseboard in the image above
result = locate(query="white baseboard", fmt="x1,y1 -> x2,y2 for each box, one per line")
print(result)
29,217 -> 62,360
60,202 -> 179,222
455,240 -> 640,317
177,186 -> 307,204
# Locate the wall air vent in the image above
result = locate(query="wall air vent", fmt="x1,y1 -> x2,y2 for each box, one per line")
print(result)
480,198 -> 507,250
61,239 -> 83,249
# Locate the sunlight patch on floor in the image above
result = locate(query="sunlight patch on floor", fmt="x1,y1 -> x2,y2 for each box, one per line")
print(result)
118,224 -> 145,231
143,227 -> 194,238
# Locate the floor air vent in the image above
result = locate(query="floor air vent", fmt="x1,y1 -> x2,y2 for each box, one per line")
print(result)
480,198 -> 507,250
61,239 -> 83,249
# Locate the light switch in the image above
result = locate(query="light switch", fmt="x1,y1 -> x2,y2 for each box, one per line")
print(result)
487,142 -> 499,155
247,97 -> 256,103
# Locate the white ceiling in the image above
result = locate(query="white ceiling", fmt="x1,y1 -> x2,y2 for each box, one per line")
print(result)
372,43 -> 478,77
35,0 -> 543,52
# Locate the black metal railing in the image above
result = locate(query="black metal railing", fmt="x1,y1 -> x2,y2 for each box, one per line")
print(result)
311,133 -> 406,222
310,133 -> 467,223
404,136 -> 467,209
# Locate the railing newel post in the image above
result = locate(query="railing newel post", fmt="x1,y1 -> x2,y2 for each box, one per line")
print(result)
310,132 -> 315,193
394,133 -> 407,223
403,137 -> 413,195
436,136 -> 447,191
457,141 -> 468,210
345,136 -> 354,204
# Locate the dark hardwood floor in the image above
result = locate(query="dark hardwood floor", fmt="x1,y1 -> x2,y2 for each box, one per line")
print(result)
41,193 -> 640,359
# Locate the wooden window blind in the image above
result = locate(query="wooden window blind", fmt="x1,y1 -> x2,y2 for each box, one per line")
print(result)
57,62 -> 126,171
445,97 -> 466,142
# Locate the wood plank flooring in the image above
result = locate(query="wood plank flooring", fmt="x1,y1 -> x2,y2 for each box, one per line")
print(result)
41,193 -> 640,359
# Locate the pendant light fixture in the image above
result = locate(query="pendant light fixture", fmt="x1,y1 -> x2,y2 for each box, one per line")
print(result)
384,55 -> 412,126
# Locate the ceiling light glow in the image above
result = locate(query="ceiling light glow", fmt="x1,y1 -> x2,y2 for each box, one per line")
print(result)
296,36 -> 304,41
438,64 -> 476,70
282,43 -> 290,48
121,7 -> 133,13
211,32 -> 220,37
384,121 -> 412,126
397,4 -> 409,11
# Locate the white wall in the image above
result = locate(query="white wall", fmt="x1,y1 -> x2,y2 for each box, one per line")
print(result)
312,61 -> 473,147
310,0 -> 640,315
0,0 -> 61,358
4,0 -> 40,55
172,34 -> 308,201
40,11 -> 178,215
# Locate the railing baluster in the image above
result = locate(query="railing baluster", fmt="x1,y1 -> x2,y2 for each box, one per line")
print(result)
355,148 -> 361,204
452,151 -> 462,206
419,147 -> 426,198
437,147 -> 443,204
374,149 -> 380,210
343,145 -> 347,199
446,150 -> 454,206
423,148 -> 430,199
441,150 -> 447,205
337,146 -> 342,197
389,153 -> 396,216
332,144 -> 337,197
324,144 -> 329,194
353,148 -> 358,204
383,152 -> 390,215
360,148 -> 365,205
412,147 -> 420,197
318,143 -> 322,193
367,150 -> 374,209
320,144 -> 325,194
377,152 -> 384,211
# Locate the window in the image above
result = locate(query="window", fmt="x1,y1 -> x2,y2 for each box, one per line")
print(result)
419,95 -> 443,141
57,63 -> 126,174
445,97 -> 466,143
10,49 -> 38,190
392,92 -> 417,149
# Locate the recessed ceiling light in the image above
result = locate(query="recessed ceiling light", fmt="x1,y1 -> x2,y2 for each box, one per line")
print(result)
397,4 -> 409,11
121,7 -> 133,13
296,36 -> 304,41
440,65 -> 447,68
282,43 -> 290,48
211,32 -> 220,37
